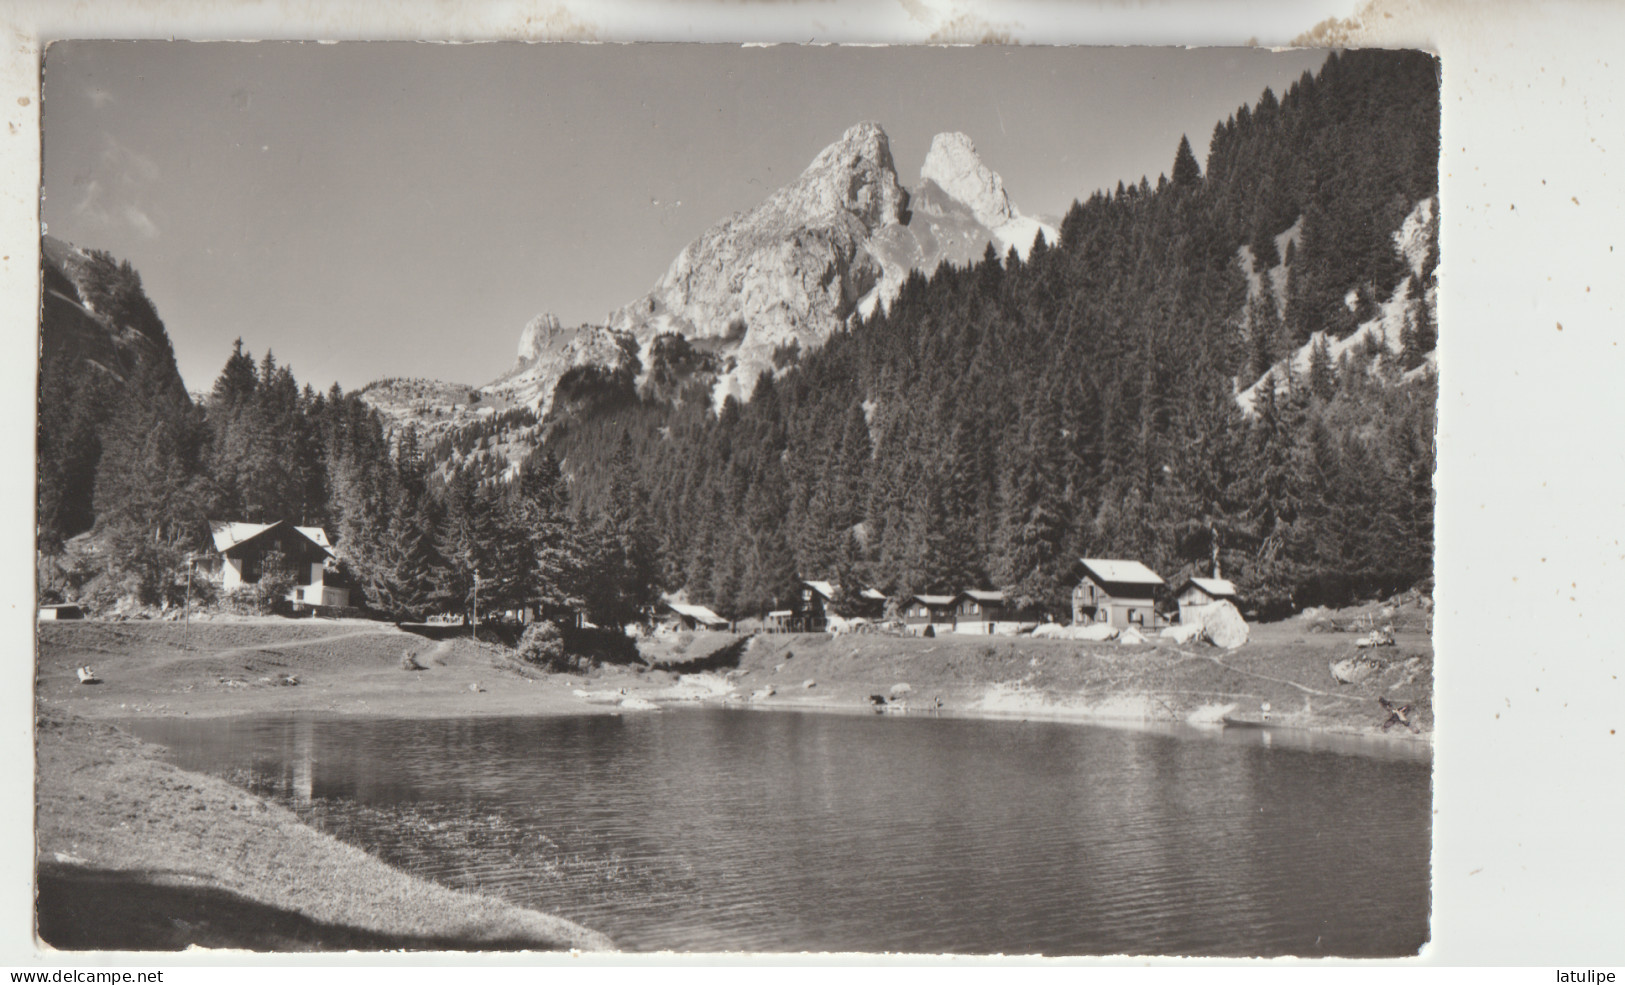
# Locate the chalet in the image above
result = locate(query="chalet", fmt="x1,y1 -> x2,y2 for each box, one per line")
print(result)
901,594 -> 957,636
659,601 -> 731,632
207,520 -> 349,609
1070,558 -> 1165,630
950,589 -> 1039,635
1173,576 -> 1239,624
800,579 -> 888,630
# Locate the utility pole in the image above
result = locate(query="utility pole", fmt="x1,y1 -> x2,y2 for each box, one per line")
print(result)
183,552 -> 198,637
472,568 -> 481,638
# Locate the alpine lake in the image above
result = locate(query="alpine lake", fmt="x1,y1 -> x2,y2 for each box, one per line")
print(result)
124,707 -> 1431,956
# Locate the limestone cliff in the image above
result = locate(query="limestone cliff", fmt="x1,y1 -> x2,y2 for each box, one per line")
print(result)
604,121 -> 909,406
487,122 -> 1052,415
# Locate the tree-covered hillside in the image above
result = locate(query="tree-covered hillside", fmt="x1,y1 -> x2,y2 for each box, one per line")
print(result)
539,49 -> 1440,619
38,248 -> 649,627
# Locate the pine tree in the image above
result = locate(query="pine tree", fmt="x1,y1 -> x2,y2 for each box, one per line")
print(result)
581,431 -> 658,629
91,355 -> 211,606
430,466 -> 491,621
1171,134 -> 1202,189
1307,336 -> 1336,401
514,449 -> 588,619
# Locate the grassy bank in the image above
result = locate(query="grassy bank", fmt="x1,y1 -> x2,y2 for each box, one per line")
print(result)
644,599 -> 1433,740
727,624 -> 1431,737
36,617 -> 617,720
38,603 -> 1432,739
34,709 -> 613,952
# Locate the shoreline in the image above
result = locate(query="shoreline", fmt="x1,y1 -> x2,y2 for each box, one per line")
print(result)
705,691 -> 1434,752
34,708 -> 614,952
38,616 -> 1433,750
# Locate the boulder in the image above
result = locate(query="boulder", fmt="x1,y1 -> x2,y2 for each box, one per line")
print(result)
1071,623 -> 1119,642
1330,656 -> 1384,685
1030,623 -> 1067,639
1199,600 -> 1250,649
1118,627 -> 1148,645
890,683 -> 913,695
1160,624 -> 1204,644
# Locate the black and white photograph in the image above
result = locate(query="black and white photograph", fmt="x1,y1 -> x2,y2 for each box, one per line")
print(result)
32,38 -> 1443,957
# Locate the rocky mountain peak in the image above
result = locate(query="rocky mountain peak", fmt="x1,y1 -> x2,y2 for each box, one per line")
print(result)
920,131 -> 1014,229
767,120 -> 910,232
516,312 -> 564,365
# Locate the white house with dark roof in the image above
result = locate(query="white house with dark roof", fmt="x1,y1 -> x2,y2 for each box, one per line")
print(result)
207,520 -> 349,608
1069,558 -> 1165,630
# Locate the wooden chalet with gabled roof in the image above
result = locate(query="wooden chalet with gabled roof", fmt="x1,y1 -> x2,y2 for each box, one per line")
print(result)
206,520 -> 350,609
951,589 -> 1045,635
658,600 -> 732,632
1069,558 -> 1165,630
1173,575 -> 1239,624
800,579 -> 887,630
901,593 -> 957,635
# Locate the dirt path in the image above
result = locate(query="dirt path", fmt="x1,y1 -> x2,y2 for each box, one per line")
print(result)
1200,652 -> 1364,703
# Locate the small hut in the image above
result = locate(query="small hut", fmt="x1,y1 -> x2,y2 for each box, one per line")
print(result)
1173,576 -> 1239,624
658,601 -> 731,632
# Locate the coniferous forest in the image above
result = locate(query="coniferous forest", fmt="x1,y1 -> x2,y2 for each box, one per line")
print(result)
544,49 -> 1440,620
37,49 -> 1438,625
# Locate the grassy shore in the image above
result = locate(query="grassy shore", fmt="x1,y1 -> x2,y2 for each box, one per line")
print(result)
36,617 -> 612,720
37,602 -> 1432,738
645,599 -> 1433,740
34,708 -> 613,952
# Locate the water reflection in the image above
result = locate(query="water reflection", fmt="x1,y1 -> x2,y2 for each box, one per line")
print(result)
126,709 -> 1430,956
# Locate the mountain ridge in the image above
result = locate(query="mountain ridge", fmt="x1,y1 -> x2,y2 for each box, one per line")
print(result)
360,120 -> 1058,443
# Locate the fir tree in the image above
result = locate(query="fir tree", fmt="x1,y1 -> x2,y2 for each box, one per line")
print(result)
1171,134 -> 1202,189
581,431 -> 659,629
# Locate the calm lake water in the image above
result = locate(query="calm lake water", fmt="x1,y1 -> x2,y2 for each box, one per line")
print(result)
125,709 -> 1431,956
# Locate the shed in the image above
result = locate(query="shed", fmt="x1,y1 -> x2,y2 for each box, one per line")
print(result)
764,609 -> 795,633
37,603 -> 85,621
207,520 -> 349,609
1173,576 -> 1238,624
660,601 -> 731,632
1070,558 -> 1165,630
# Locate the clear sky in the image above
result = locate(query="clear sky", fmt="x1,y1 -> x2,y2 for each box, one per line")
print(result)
41,42 -> 1328,394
